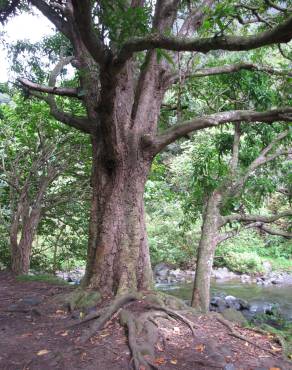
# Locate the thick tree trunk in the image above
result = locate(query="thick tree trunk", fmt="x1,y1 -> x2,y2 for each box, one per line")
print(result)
83,135 -> 153,295
191,191 -> 222,312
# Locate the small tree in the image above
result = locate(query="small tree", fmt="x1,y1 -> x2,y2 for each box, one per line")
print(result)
181,124 -> 292,312
0,97 -> 87,274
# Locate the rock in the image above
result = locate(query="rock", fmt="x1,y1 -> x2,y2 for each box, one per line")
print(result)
237,298 -> 250,310
22,296 -> 42,306
225,295 -> 241,310
262,260 -> 272,274
210,296 -> 227,313
153,263 -> 170,277
224,364 -> 236,370
240,274 -> 251,283
221,308 -> 248,326
212,267 -> 238,280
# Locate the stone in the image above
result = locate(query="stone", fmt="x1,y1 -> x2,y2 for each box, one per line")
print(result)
225,295 -> 241,310
262,260 -> 272,274
224,364 -> 236,370
210,296 -> 227,313
153,263 -> 171,281
240,274 -> 251,283
221,308 -> 248,326
212,267 -> 237,280
22,296 -> 42,306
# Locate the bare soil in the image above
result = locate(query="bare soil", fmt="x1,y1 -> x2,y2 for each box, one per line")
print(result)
0,270 -> 291,370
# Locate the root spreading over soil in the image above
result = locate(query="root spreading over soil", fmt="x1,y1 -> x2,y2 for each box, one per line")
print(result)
0,271 -> 291,370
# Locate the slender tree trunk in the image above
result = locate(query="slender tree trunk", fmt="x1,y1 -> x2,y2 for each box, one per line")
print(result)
191,191 -> 222,312
83,135 -> 153,295
10,207 -> 41,275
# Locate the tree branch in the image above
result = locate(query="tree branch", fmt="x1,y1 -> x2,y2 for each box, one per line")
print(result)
117,14 -> 292,62
230,123 -> 241,174
23,57 -> 95,134
29,0 -> 72,40
30,91 -> 94,134
18,78 -> 80,98
218,220 -> 292,242
170,62 -> 292,83
71,0 -> 110,65
231,130 -> 292,191
259,224 -> 292,238
149,108 -> 292,153
218,222 -> 262,243
223,210 -> 292,224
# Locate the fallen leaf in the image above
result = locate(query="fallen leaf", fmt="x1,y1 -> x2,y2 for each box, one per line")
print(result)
60,331 -> 68,337
270,345 -> 281,352
56,310 -> 65,314
100,333 -> 110,337
154,357 -> 166,365
139,366 -> 146,370
37,349 -> 50,356
195,344 -> 205,353
269,368 -> 281,370
156,343 -> 164,352
170,359 -> 178,364
173,327 -> 180,334
21,333 -> 33,338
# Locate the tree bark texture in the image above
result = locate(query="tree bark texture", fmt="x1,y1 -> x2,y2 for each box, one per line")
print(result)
191,191 -> 222,312
83,134 -> 154,295
81,60 -> 164,295
10,205 -> 42,275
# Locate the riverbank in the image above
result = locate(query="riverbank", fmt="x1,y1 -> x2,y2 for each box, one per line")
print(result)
153,263 -> 292,287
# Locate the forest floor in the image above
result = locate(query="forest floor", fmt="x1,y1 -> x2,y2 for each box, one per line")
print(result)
0,270 -> 291,370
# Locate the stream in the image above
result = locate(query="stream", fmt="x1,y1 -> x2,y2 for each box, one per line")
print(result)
157,280 -> 292,321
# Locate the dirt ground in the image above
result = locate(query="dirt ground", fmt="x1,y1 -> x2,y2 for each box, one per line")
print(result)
0,270 -> 291,370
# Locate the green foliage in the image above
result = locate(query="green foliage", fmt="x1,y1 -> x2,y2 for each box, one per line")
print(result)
219,251 -> 264,274
0,93 -> 91,272
96,1 -> 152,45
215,229 -> 292,273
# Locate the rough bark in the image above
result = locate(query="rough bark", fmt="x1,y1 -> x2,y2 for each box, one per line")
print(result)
83,134 -> 153,295
191,191 -> 222,312
10,207 -> 42,275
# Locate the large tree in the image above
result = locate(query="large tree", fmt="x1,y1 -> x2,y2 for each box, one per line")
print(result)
2,0 -> 292,295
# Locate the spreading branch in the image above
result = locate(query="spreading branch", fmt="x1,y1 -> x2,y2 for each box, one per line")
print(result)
71,0 -> 110,65
223,210 -> 292,225
229,129 -> 292,193
170,62 -> 292,83
149,108 -> 292,153
218,219 -> 292,242
21,57 -> 95,134
117,14 -> 292,62
29,0 -> 71,40
259,224 -> 292,238
18,78 -> 80,98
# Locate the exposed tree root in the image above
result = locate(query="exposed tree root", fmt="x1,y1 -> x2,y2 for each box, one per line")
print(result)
213,313 -> 279,357
146,305 -> 196,336
120,309 -> 159,370
79,293 -> 141,343
69,291 -> 198,369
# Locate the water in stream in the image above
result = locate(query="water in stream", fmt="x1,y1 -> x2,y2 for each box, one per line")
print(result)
158,280 -> 292,320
